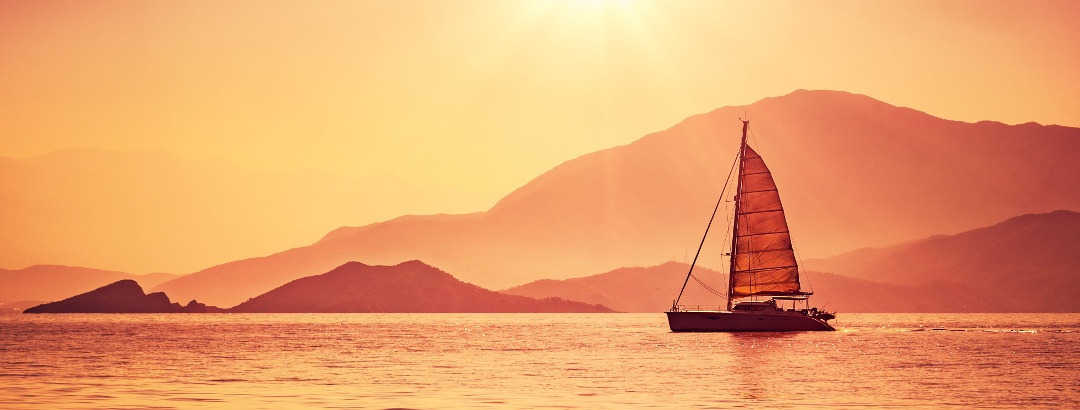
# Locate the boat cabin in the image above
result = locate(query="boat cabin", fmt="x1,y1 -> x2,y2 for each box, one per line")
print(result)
731,300 -> 782,312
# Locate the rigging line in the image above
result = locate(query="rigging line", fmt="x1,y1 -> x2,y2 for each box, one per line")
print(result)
673,145 -> 741,309
791,237 -> 815,295
721,182 -> 735,297
719,141 -> 739,302
690,273 -> 725,298
748,122 -> 761,153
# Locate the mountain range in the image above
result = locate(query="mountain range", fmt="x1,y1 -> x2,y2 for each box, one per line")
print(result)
231,260 -> 611,313
506,211 -> 1080,312
502,262 -> 728,313
149,90 -> 1080,307
24,261 -> 611,313
15,211 -> 1080,313
804,210 -> 1080,312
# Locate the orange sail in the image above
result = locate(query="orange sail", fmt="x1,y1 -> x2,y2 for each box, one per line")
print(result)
729,145 -> 804,298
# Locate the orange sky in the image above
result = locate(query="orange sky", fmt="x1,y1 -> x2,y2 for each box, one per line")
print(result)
2,0 -> 1080,277
3,0 -> 1078,201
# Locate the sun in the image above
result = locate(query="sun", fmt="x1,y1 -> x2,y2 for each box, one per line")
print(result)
540,0 -> 636,18
571,0 -> 634,12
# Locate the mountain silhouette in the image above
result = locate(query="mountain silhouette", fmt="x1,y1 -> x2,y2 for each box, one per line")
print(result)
804,210 -> 1080,312
0,265 -> 177,304
501,213 -> 1080,312
806,272 -> 993,313
229,260 -> 613,313
23,280 -> 222,313
502,262 -> 728,313
153,90 -> 1080,306
499,261 -> 1002,312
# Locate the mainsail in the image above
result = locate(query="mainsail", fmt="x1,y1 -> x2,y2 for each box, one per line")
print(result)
729,143 -> 804,298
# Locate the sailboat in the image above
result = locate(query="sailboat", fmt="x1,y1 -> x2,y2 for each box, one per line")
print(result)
666,120 -> 836,332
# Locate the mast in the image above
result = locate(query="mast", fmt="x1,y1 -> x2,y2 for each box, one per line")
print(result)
726,119 -> 749,311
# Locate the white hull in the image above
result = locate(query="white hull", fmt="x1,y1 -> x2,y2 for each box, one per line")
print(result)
666,310 -> 835,332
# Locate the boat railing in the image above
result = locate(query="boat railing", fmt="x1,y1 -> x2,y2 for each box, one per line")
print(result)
671,305 -> 725,312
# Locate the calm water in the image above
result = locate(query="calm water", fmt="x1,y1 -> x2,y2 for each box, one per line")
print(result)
1,313 -> 1077,409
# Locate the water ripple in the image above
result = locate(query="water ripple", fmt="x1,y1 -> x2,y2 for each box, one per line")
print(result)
0,313 -> 1077,408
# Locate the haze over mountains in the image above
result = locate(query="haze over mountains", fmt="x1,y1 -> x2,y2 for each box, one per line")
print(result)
231,261 -> 611,313
804,210 -> 1080,312
0,265 -> 176,304
23,261 -> 610,313
149,90 -> 1080,307
13,212 -> 1080,313
505,211 -> 1080,312
502,262 -> 729,313
0,149 -> 489,275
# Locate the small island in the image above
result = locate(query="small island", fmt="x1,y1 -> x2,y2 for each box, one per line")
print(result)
24,280 -> 223,313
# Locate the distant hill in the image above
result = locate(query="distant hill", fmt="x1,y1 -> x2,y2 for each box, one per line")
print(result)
0,265 -> 178,304
23,280 -> 221,313
502,262 -> 729,313
499,262 -> 888,313
804,210 -> 1080,312
152,89 -> 1080,306
230,260 -> 613,313
798,272 -> 994,313
505,212 -> 1080,312
500,264 -> 1025,313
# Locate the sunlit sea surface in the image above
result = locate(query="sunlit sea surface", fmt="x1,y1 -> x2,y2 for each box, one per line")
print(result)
1,313 -> 1077,409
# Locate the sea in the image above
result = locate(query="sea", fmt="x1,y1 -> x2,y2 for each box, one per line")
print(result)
1,313 -> 1077,409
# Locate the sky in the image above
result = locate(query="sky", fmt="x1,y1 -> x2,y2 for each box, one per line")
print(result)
2,0 -> 1078,206
3,5 -> 1079,404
